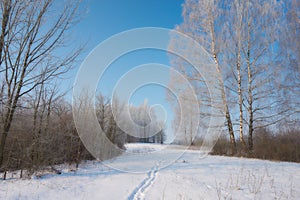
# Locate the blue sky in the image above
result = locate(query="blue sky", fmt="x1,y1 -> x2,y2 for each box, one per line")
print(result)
76,0 -> 183,44
70,0 -> 184,142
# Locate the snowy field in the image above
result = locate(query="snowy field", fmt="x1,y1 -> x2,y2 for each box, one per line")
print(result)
1,143 -> 300,200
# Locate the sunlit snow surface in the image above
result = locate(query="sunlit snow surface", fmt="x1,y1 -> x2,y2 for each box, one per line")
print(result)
1,143 -> 299,199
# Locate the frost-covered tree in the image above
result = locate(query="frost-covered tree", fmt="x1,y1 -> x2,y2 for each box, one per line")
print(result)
0,0 -> 82,167
169,0 -> 288,152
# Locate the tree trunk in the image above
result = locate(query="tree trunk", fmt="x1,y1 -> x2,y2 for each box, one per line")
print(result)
75,142 -> 83,169
248,105 -> 254,151
0,95 -> 19,167
213,53 -> 237,154
209,11 -> 237,153
0,130 -> 8,168
32,86 -> 43,166
237,42 -> 246,146
247,21 -> 254,151
235,0 -> 246,147
225,104 -> 236,154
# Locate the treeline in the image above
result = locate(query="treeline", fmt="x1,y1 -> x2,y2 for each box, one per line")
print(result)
0,90 -> 166,178
0,87 -> 93,177
168,0 -> 300,158
126,100 -> 166,144
95,95 -> 166,146
0,0 -> 86,177
0,0 -> 166,178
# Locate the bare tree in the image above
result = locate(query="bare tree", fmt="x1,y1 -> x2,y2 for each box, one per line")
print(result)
96,94 -> 110,131
241,0 -> 284,151
224,0 -> 247,146
280,0 -> 300,117
169,0 -> 237,153
0,0 -> 82,167
169,0 -> 290,154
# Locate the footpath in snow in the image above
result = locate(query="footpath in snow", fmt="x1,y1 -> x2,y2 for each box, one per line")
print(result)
1,143 -> 300,200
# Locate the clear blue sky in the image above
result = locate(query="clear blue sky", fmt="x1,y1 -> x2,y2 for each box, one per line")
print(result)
69,0 -> 184,142
76,0 -> 183,44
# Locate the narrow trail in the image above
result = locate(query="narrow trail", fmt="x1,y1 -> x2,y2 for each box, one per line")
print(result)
127,164 -> 159,200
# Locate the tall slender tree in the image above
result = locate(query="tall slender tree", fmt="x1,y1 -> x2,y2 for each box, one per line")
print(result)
169,0 -> 237,153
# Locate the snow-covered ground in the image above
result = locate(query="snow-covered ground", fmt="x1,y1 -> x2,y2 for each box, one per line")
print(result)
1,143 -> 300,200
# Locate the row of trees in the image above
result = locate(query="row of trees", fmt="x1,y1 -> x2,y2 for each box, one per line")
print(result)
127,99 -> 165,144
0,88 -> 166,177
0,87 -> 93,177
168,0 -> 299,154
0,0 -> 167,176
95,96 -> 165,147
0,0 -> 83,169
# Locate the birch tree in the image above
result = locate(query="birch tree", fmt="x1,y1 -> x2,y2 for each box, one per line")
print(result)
224,0 -> 247,146
241,0 -> 284,151
170,0 -> 287,153
169,0 -> 237,152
